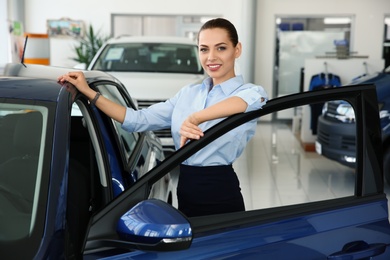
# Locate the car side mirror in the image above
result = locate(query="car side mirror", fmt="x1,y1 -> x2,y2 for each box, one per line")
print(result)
117,199 -> 192,251
73,63 -> 87,70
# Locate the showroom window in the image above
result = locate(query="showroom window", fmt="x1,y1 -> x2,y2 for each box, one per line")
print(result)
274,16 -> 352,96
111,14 -> 218,40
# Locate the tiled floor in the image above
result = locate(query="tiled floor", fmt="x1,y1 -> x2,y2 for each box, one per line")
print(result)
234,121 -> 390,213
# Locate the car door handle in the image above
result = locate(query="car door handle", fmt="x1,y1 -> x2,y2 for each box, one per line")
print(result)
328,240 -> 388,259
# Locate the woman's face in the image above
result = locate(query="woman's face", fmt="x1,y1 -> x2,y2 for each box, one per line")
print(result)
198,28 -> 241,86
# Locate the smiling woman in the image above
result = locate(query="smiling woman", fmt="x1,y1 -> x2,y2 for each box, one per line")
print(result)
58,18 -> 268,218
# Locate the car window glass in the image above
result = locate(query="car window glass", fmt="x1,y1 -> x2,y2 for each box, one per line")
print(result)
241,102 -> 355,211
145,99 -> 356,216
0,104 -> 48,240
92,43 -> 202,74
105,47 -> 125,61
96,84 -> 139,161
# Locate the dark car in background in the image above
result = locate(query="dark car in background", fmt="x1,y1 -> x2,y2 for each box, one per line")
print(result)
316,66 -> 390,184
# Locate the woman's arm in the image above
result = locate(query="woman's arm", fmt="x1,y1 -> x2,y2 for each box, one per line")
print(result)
58,71 -> 127,123
179,96 -> 248,147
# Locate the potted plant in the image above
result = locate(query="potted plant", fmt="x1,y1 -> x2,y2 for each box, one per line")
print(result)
72,24 -> 110,68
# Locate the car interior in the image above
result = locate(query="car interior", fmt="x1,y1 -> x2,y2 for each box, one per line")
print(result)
67,115 -> 97,257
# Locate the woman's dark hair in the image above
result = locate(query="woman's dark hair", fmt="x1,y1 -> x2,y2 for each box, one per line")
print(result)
197,18 -> 239,46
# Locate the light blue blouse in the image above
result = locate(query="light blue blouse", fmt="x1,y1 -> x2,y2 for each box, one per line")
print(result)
122,75 -> 268,166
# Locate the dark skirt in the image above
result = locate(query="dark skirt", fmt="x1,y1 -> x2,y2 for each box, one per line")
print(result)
177,164 -> 245,217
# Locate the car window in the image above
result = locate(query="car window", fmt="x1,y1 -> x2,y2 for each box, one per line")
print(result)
95,84 -> 140,163
91,43 -> 202,74
240,102 -> 355,211
0,104 -> 48,240
146,99 -> 357,216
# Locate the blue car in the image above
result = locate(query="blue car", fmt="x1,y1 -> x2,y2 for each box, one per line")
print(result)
0,63 -> 172,259
1,63 -> 390,259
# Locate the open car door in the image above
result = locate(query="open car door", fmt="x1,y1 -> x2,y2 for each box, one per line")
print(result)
83,84 -> 390,259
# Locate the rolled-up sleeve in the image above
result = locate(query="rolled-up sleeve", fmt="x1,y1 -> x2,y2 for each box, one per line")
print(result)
235,84 -> 268,112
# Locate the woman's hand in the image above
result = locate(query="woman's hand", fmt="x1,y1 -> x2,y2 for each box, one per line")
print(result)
58,71 -> 127,123
57,71 -> 91,95
61,82 -> 79,101
179,113 -> 204,147
179,96 -> 248,147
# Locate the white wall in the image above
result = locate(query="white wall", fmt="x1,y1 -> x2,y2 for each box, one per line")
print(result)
255,0 -> 390,102
5,0 -> 389,104
0,1 -> 8,72
22,0 -> 256,82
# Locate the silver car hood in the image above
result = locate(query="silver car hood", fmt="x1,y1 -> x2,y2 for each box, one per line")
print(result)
106,71 -> 206,101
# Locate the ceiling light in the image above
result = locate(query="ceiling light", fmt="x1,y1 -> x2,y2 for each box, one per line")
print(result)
324,17 -> 351,24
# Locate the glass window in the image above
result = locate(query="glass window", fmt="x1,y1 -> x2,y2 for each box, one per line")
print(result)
96,84 -> 139,162
242,103 -> 355,211
92,43 -> 203,74
274,16 -> 353,121
145,99 -> 357,215
0,104 -> 48,240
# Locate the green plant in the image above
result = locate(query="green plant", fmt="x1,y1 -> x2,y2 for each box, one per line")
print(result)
72,24 -> 110,67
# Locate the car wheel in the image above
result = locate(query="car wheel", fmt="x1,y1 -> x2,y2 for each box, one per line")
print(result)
384,146 -> 390,186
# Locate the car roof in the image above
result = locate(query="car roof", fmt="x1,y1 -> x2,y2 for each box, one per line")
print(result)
106,35 -> 198,45
0,76 -> 64,102
3,63 -> 124,86
1,63 -> 128,101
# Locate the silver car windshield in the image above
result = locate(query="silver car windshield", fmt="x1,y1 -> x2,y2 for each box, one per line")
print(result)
0,104 -> 48,241
91,43 -> 203,74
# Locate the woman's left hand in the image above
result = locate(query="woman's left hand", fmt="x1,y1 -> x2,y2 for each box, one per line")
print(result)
179,114 -> 204,147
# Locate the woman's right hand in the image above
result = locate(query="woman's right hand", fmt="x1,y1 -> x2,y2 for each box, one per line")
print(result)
58,71 -> 127,124
57,71 -> 91,95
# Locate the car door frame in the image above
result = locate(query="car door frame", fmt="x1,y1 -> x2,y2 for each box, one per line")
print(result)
73,80 -> 165,201
83,84 -> 388,257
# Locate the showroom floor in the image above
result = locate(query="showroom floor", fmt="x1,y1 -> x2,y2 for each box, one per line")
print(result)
233,121 -> 390,213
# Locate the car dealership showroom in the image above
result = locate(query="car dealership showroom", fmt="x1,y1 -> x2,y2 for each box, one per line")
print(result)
1,0 -> 390,259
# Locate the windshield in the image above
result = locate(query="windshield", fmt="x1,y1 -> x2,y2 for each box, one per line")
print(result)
0,104 -> 48,241
91,42 -> 203,74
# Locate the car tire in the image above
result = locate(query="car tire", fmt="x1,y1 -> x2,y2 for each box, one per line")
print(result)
384,146 -> 390,186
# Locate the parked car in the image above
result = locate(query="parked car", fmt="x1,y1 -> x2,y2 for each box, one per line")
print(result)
0,63 -> 174,259
316,66 -> 390,185
86,35 -> 207,153
1,63 -> 390,259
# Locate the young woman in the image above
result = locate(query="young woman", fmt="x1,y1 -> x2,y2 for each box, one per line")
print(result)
58,18 -> 268,217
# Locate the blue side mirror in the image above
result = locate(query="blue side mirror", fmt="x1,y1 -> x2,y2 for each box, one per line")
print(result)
117,199 -> 192,251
